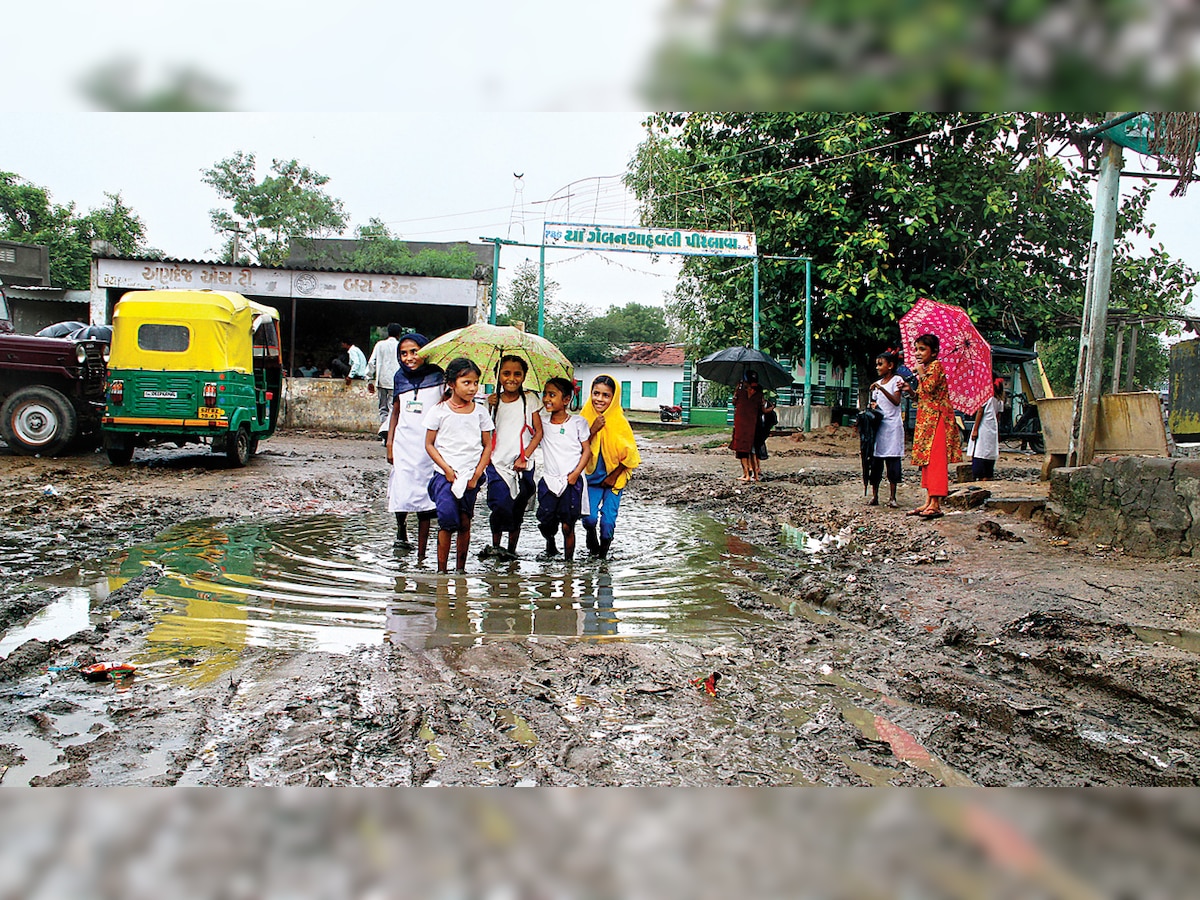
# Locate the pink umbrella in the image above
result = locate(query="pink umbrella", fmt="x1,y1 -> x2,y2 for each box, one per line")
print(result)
899,298 -> 993,412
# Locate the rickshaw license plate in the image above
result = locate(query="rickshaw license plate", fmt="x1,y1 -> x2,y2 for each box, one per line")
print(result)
197,407 -> 224,419
144,390 -> 178,399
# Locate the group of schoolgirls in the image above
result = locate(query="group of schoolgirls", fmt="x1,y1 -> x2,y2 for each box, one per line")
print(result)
384,333 -> 640,573
867,341 -> 1004,517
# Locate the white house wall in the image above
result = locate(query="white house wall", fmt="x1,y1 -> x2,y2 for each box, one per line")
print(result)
572,363 -> 686,412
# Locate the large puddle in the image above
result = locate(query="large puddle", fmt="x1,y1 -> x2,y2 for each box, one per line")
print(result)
2,500 -> 768,661
0,500 -> 981,787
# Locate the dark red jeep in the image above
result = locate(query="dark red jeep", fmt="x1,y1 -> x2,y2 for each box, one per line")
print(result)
0,282 -> 109,455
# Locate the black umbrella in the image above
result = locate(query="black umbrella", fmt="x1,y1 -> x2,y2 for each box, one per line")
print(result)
855,407 -> 883,496
36,321 -> 86,338
70,324 -> 113,343
695,346 -> 793,390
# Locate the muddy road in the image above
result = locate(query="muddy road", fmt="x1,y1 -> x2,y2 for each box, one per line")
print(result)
1,429 -> 1198,786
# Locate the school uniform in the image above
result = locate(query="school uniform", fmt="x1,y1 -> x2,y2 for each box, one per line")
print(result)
535,410 -> 591,528
387,366 -> 443,515
485,390 -> 539,533
870,374 -> 905,486
969,396 -> 1001,479
424,401 -> 494,532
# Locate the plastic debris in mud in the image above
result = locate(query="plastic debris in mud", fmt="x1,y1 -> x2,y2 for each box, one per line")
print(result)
780,523 -> 853,554
690,671 -> 721,696
80,661 -> 136,682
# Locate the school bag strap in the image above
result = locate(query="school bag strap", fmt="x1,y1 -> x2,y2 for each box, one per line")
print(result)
489,390 -> 537,460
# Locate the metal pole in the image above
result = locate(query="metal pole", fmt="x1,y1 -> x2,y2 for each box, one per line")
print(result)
752,256 -> 760,350
287,295 -> 297,428
1125,323 -> 1139,391
489,238 -> 500,325
1111,322 -> 1125,395
537,244 -> 546,337
803,258 -> 813,432
1069,137 -> 1123,467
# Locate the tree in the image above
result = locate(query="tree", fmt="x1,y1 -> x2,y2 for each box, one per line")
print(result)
627,113 -> 1195,396
0,173 -> 150,289
80,58 -> 234,111
644,1 -> 1200,110
202,152 -> 347,266
498,259 -> 558,332
496,261 -> 626,364
589,302 -> 671,345
332,219 -> 479,278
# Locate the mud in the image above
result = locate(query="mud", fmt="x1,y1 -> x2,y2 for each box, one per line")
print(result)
1,429 -> 1198,786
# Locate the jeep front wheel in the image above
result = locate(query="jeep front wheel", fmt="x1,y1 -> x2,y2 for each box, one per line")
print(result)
0,386 -> 77,456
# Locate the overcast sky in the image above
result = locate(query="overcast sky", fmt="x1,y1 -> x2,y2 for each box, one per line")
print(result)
3,111 -> 1197,323
4,113 -> 681,313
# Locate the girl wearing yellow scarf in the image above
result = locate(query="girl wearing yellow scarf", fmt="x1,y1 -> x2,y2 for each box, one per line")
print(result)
580,375 -> 641,558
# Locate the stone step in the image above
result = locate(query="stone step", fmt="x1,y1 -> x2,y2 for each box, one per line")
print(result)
984,497 -> 1046,520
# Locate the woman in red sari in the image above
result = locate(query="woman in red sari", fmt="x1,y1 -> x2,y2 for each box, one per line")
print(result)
730,371 -> 764,482
904,333 -> 961,518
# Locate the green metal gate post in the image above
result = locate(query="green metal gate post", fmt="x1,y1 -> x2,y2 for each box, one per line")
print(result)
489,238 -> 501,324
537,244 -> 546,337
803,258 -> 812,432
752,256 -> 760,350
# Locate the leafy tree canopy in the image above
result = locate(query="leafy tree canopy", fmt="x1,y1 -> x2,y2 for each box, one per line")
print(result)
498,262 -> 672,364
0,172 -> 151,289
323,218 -> 480,279
627,113 -> 1195,391
644,1 -> 1200,109
202,152 -> 347,267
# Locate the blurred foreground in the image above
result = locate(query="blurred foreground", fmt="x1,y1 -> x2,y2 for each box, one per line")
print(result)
1,789 -> 1197,897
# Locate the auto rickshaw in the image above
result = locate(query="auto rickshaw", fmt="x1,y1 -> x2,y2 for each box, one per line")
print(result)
101,290 -> 282,466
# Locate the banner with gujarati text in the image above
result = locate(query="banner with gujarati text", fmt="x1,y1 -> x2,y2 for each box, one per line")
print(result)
543,222 -> 756,258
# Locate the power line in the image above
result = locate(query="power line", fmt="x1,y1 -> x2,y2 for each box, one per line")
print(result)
394,115 -> 1012,242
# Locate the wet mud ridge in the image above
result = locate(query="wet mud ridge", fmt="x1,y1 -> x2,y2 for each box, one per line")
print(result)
1,433 -> 1199,785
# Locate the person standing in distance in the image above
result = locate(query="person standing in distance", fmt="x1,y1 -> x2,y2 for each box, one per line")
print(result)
366,323 -> 403,444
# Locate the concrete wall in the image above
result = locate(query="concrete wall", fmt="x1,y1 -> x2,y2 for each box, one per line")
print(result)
1046,456 -> 1200,557
777,404 -> 833,430
284,377 -> 383,433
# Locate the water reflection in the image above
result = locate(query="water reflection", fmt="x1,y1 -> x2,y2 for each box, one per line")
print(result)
4,500 -> 755,658
387,570 -> 620,649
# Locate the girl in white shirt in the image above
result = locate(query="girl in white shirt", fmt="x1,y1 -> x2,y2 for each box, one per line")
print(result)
868,348 -> 906,507
483,355 -> 544,560
969,379 -> 1004,481
424,358 -> 494,573
535,377 -> 592,562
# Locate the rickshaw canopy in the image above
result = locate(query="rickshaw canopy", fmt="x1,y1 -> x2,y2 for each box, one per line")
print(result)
109,290 -> 280,373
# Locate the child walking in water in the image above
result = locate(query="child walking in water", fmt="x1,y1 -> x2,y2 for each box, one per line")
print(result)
868,348 -> 905,507
482,355 -> 544,560
423,358 -> 494,573
385,333 -> 443,558
580,376 -> 641,559
535,377 -> 592,562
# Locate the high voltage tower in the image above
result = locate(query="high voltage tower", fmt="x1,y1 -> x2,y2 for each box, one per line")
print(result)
506,173 -> 526,243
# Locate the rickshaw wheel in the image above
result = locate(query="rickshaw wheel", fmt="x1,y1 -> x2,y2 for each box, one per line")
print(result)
105,439 -> 134,466
227,426 -> 252,468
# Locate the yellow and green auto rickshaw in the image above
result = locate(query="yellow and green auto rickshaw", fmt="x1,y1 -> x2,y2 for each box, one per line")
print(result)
101,290 -> 283,467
